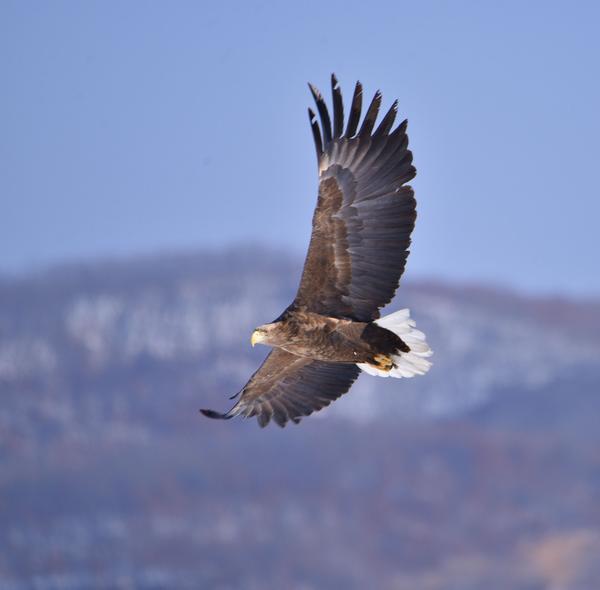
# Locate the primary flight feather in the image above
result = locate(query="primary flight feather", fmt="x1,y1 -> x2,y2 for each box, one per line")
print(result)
201,75 -> 432,428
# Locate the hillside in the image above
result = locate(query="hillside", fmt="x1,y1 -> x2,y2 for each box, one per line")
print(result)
1,247 -> 599,589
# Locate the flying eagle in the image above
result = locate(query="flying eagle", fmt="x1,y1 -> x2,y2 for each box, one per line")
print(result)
201,75 -> 432,427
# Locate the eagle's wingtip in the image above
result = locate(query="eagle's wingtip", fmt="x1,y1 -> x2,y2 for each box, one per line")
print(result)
199,408 -> 233,420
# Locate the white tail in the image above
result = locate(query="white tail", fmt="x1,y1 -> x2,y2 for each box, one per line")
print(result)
357,309 -> 433,378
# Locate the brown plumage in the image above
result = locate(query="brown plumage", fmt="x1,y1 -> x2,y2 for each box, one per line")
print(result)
201,75 -> 432,428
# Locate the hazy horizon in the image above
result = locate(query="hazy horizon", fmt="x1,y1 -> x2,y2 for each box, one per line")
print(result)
2,241 -> 599,306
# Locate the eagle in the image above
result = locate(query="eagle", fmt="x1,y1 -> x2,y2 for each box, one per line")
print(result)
201,75 -> 432,427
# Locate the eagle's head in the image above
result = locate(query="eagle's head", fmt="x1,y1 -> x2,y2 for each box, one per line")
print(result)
251,322 -> 284,347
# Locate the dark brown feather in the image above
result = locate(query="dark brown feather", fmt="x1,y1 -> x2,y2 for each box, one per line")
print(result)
331,74 -> 344,139
308,83 -> 332,145
358,90 -> 382,137
345,81 -> 363,138
308,108 -> 323,160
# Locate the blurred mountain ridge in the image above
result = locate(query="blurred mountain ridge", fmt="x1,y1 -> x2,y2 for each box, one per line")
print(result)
1,246 -> 599,589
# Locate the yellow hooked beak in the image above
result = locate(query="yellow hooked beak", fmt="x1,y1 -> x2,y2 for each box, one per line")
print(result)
251,330 -> 263,347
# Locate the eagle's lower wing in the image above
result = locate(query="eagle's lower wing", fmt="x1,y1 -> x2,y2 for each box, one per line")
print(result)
292,75 -> 417,322
201,349 -> 360,428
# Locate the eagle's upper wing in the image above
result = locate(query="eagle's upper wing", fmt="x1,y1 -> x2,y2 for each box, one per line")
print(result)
200,349 -> 360,427
292,75 -> 417,322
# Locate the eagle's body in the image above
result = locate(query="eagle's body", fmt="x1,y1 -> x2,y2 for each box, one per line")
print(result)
201,75 -> 433,427
252,311 -> 407,367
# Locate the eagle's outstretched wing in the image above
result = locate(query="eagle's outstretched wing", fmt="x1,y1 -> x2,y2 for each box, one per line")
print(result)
292,75 -> 417,322
201,349 -> 360,427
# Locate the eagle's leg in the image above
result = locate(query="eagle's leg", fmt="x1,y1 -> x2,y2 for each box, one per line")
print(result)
370,353 -> 394,372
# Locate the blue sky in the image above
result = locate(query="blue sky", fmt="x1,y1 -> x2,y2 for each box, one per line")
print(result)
1,1 -> 599,296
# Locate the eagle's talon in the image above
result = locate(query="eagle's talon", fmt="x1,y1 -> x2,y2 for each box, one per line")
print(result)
371,354 -> 394,372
